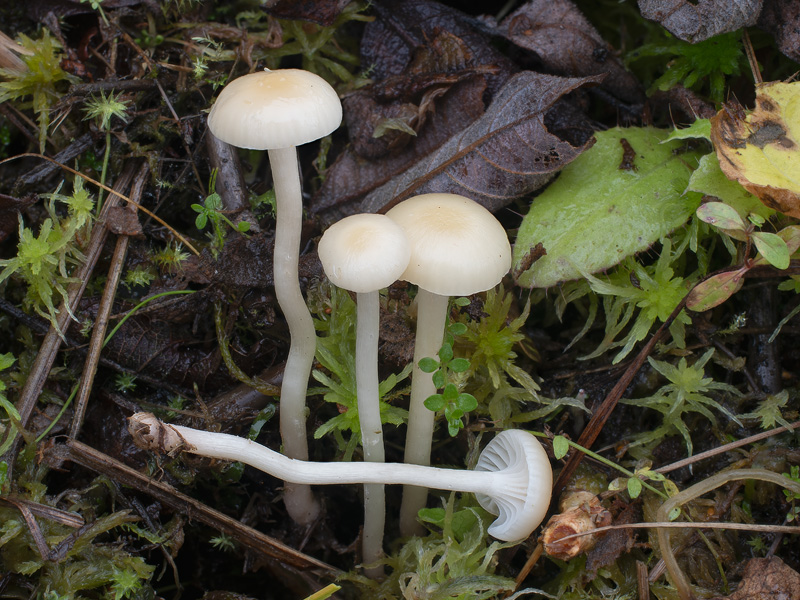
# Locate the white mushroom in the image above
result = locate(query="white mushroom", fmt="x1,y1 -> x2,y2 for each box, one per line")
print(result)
317,214 -> 410,576
129,412 -> 553,543
208,68 -> 342,525
385,193 -> 512,536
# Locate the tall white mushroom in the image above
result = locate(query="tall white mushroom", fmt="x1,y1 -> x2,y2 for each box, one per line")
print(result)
207,69 -> 342,524
385,193 -> 512,536
129,412 -> 553,543
318,213 -> 410,577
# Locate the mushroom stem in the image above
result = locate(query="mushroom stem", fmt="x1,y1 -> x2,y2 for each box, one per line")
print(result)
268,145 -> 320,524
399,288 -> 450,537
129,413 -> 552,542
356,290 -> 386,576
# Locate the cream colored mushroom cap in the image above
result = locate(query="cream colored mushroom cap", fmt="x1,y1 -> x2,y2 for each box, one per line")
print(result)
207,69 -> 342,150
385,193 -> 511,297
318,214 -> 411,294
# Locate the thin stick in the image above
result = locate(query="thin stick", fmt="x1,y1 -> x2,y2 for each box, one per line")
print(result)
48,439 -> 341,576
0,153 -> 199,255
552,520 -> 800,544
656,420 -> 800,474
742,29 -> 762,85
69,162 -> 149,438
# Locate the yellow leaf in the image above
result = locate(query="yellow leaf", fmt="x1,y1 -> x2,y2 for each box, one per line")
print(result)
711,81 -> 800,217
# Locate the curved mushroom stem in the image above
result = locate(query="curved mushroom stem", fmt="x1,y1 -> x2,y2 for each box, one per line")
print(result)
356,290 -> 385,577
129,413 -> 551,542
268,146 -> 320,525
399,288 -> 449,537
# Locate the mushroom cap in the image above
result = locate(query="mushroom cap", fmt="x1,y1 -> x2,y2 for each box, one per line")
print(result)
474,429 -> 552,542
318,214 -> 411,294
385,194 -> 511,297
208,69 -> 342,150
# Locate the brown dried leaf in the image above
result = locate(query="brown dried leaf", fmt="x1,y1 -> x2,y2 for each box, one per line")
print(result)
586,501 -> 641,573
718,557 -> 800,600
313,76 -> 487,216
490,0 -> 644,106
356,71 -> 601,215
361,0 -> 515,95
262,0 -> 351,25
345,31 -> 497,160
758,0 -> 800,62
638,0 -> 762,43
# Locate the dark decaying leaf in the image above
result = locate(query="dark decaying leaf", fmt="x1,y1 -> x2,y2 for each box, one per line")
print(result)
638,0 -> 762,43
361,0 -> 516,96
718,557 -> 800,600
488,0 -> 644,106
344,31 -> 498,160
313,76 -> 488,216
261,0 -> 352,26
758,0 -> 800,62
355,71 -> 602,215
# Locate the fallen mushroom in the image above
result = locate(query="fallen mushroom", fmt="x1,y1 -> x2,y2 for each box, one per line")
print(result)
207,69 -> 342,524
128,412 -> 553,543
385,193 -> 512,536
317,213 -> 411,576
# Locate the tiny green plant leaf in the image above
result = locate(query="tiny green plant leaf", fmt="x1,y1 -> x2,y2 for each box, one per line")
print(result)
695,202 -> 747,231
751,232 -> 791,270
627,477 -> 643,499
686,268 -> 747,312
552,435 -> 569,460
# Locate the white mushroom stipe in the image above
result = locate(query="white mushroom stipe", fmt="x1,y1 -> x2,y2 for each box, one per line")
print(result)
385,193 -> 512,536
128,413 -> 553,542
318,214 -> 411,577
207,69 -> 342,525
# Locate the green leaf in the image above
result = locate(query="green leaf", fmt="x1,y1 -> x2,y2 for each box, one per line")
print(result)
424,394 -> 445,412
442,383 -> 458,402
664,118 -> 711,142
449,322 -> 467,335
752,232 -> 790,269
237,221 -> 251,232
418,357 -> 439,373
686,268 -> 747,312
0,353 -> 14,371
514,127 -> 704,288
449,358 -> 470,373
456,393 -> 477,412
453,297 -> 470,307
431,369 -> 446,389
195,214 -> 207,230
438,343 -> 454,363
695,202 -> 747,231
444,405 -> 464,421
552,435 -> 569,460
687,153 -> 773,221
627,477 -> 643,499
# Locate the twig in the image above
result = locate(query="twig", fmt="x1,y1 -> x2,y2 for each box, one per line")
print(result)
550,520 -> 800,543
46,439 -> 342,577
656,420 -> 800,474
70,161 -> 149,438
1,153 -> 199,255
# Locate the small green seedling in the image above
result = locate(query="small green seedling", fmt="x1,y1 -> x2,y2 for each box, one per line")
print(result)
688,202 -> 800,311
191,171 -> 250,257
419,309 -> 478,437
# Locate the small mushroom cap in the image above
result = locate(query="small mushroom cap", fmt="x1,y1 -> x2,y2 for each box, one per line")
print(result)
475,429 -> 553,542
318,214 -> 411,294
208,69 -> 342,150
385,193 -> 511,297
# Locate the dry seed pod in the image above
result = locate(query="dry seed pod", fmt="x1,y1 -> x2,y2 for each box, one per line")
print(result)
542,490 -> 612,560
